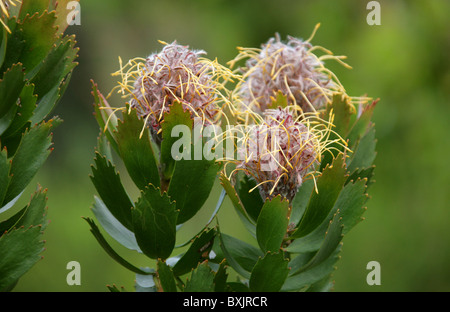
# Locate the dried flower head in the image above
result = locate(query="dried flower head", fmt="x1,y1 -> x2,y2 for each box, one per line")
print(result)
0,0 -> 21,33
111,41 -> 237,139
229,25 -> 354,115
226,106 -> 346,202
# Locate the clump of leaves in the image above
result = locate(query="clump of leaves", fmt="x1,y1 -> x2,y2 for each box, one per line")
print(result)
0,0 -> 79,291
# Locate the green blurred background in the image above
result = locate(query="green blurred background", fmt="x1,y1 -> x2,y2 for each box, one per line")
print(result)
10,0 -> 450,291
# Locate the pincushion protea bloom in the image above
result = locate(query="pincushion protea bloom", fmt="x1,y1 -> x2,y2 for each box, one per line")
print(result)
226,106 -> 346,202
110,40 -> 237,140
229,24 -> 357,115
0,0 -> 20,33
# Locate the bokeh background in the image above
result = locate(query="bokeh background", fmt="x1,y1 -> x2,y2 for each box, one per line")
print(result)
10,0 -> 450,291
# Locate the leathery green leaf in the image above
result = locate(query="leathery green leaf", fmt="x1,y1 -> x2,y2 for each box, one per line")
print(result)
3,118 -> 60,206
172,228 -> 215,277
184,261 -> 215,292
0,63 -> 25,120
83,217 -> 150,275
256,195 -> 290,253
293,211 -> 343,275
1,83 -> 37,139
168,158 -> 219,224
0,148 -> 9,206
115,107 -> 161,190
235,173 -> 264,222
132,184 -> 178,260
347,124 -> 377,173
90,152 -> 134,231
0,225 -> 45,291
160,101 -> 193,180
219,173 -> 256,236
157,259 -> 177,292
249,251 -> 289,292
291,153 -> 346,239
287,178 -> 368,253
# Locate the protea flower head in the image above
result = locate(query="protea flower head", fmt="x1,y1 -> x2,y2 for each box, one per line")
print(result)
227,106 -> 345,202
0,0 -> 21,33
229,24 -> 354,115
111,40 -> 237,140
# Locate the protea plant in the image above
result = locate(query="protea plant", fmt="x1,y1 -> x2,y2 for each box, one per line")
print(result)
85,40 -> 238,291
215,28 -> 378,291
86,27 -> 377,292
0,0 -> 79,291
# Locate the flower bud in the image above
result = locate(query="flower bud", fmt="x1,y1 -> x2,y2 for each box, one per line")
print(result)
230,28 -> 351,115
113,41 -> 236,141
235,107 -> 322,202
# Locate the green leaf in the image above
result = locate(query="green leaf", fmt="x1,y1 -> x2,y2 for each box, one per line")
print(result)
1,83 -> 37,139
18,0 -> 49,20
132,184 -> 178,260
91,196 -> 141,252
175,188 -> 226,249
157,259 -> 177,292
26,34 -> 78,122
31,71 -> 74,125
325,94 -> 354,138
135,268 -> 157,292
249,251 -> 290,292
0,225 -> 45,291
0,98 -> 18,136
287,178 -> 368,254
291,153 -> 347,239
306,275 -> 335,292
29,34 -> 78,89
215,233 -> 263,273
256,195 -> 290,253
0,148 -> 9,206
213,260 -> 228,292
0,126 -> 23,158
319,95 -> 354,171
184,261 -> 215,292
172,228 -> 215,277
160,101 -> 193,180
346,99 -> 378,149
347,124 -> 377,173
293,211 -> 343,275
287,251 -> 315,274
0,186 -> 47,236
2,118 -> 59,206
3,11 -> 58,75
95,131 -> 114,164
289,179 -> 315,228
90,152 -> 134,231
114,107 -> 161,190
0,63 -> 25,120
83,217 -> 151,275
281,245 -> 341,291
346,166 -> 375,188
219,174 -> 256,236
0,27 -> 7,69
216,229 -> 251,280
14,186 -> 47,229
334,179 -> 369,235
235,173 -> 264,222
168,158 -> 219,224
